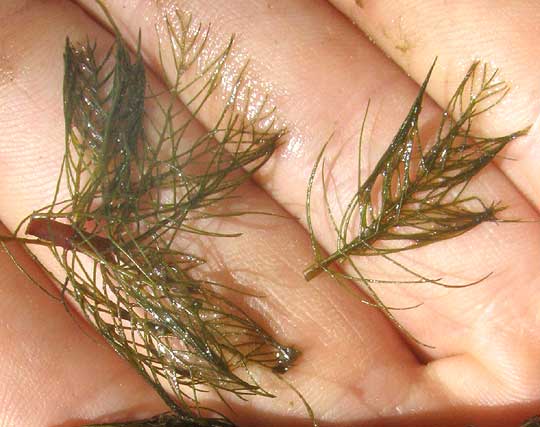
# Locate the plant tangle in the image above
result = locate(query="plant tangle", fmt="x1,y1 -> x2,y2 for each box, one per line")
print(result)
4,9 -> 298,427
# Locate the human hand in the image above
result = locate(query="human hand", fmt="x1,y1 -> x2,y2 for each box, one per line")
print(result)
0,1 -> 539,426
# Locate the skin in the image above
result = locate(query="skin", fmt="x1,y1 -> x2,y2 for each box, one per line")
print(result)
0,0 -> 540,426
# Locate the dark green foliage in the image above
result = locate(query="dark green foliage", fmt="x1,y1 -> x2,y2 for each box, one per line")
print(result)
304,61 -> 529,345
7,13 -> 298,427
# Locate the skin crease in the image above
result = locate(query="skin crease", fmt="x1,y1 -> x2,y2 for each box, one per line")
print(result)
0,0 -> 539,426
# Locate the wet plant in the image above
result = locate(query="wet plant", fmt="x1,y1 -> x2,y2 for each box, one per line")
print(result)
0,5 -> 301,427
304,61 -> 530,346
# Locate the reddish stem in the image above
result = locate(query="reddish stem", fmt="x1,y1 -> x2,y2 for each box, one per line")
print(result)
26,218 -> 112,254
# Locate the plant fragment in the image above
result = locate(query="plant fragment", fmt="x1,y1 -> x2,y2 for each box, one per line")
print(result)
521,415 -> 540,427
304,61 -> 529,344
1,8 -> 301,427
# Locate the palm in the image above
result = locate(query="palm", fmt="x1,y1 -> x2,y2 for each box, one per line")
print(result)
0,1 -> 539,426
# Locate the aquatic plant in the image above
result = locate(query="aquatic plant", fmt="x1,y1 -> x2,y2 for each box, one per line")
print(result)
304,60 -> 529,346
1,7 -> 298,427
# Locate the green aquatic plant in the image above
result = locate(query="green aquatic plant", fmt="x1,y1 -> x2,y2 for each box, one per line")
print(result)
304,61 -> 529,345
0,8 -> 301,427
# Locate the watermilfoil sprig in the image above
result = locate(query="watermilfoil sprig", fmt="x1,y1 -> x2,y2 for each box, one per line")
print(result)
0,7 -> 301,427
304,61 -> 529,345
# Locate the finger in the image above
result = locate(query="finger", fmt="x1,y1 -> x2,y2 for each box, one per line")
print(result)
77,0 -> 540,408
329,0 -> 540,209
0,1 -> 441,426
